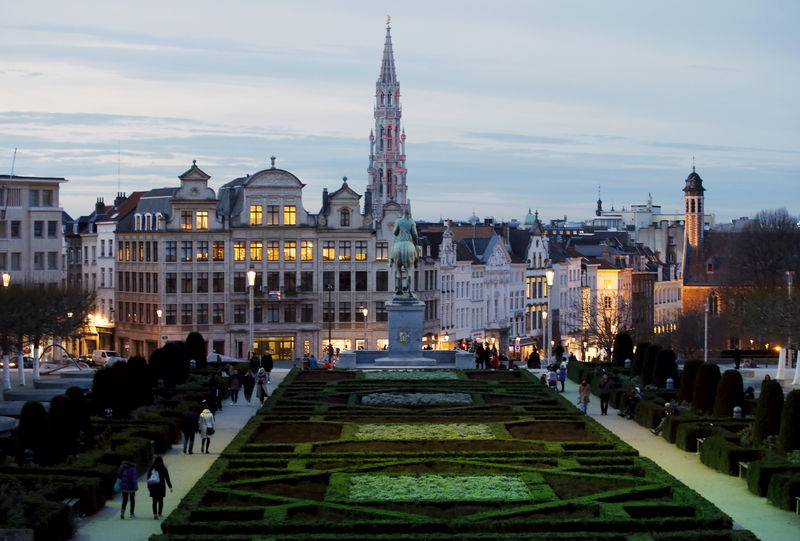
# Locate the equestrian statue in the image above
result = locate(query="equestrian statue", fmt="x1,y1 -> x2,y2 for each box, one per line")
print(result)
389,209 -> 419,299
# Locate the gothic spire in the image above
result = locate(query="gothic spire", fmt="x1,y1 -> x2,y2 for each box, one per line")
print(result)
379,16 -> 397,85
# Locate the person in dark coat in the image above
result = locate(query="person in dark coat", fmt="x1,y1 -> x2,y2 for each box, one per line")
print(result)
474,343 -> 485,369
228,370 -> 242,405
553,341 -> 565,362
528,349 -> 541,369
146,456 -> 173,519
481,344 -> 491,369
597,373 -> 613,415
249,352 -> 260,373
261,350 -> 274,382
243,369 -> 256,404
733,347 -> 741,370
117,460 -> 138,519
180,407 -> 200,454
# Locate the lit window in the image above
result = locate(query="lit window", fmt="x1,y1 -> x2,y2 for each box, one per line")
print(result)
212,241 -> 225,261
266,205 -> 279,225
233,241 -> 246,261
267,241 -> 279,261
355,240 -> 367,261
197,241 -> 209,261
284,241 -> 297,261
339,241 -> 351,261
323,241 -> 335,261
284,205 -> 297,225
181,241 -> 192,261
249,205 -> 262,226
196,210 -> 209,230
250,241 -> 263,261
301,240 -> 314,261
376,241 -> 388,261
181,210 -> 193,230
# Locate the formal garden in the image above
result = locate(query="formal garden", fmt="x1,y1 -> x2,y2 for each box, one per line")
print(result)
151,368 -> 757,541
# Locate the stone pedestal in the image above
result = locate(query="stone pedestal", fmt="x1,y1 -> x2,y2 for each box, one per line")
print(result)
385,299 -> 425,358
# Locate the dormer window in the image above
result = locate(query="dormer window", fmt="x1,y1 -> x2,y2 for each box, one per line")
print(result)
134,214 -> 142,231
180,210 -> 192,230
156,213 -> 163,231
340,208 -> 350,227
145,214 -> 152,231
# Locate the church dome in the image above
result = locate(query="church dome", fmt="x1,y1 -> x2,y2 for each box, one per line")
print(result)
523,208 -> 537,226
683,167 -> 706,192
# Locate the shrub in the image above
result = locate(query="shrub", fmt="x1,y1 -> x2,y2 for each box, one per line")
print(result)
652,350 -> 678,388
91,361 -> 135,418
631,342 -> 649,377
65,386 -> 92,440
150,341 -> 191,387
779,389 -> 800,454
679,360 -> 703,402
611,333 -> 633,367
48,394 -> 79,463
712,370 -> 745,417
186,331 -> 207,369
746,459 -> 800,496
15,401 -> 49,465
699,435 -> 761,476
692,363 -> 721,414
752,380 -> 783,446
126,355 -> 154,407
641,344 -> 662,387
633,400 -> 665,429
766,471 -> 800,511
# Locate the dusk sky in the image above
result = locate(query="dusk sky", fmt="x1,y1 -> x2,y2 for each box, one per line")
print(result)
1,1 -> 798,223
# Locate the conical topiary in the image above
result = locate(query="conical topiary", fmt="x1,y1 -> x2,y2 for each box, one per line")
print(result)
652,349 -> 678,388
186,331 -> 207,369
631,342 -> 649,376
641,344 -> 662,387
753,380 -> 784,446
679,360 -> 703,402
779,389 -> 800,454
611,333 -> 634,367
712,369 -> 745,417
692,362 -> 721,414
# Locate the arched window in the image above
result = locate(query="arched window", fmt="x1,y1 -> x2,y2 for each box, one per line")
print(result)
134,214 -> 142,231
707,293 -> 720,315
145,214 -> 152,231
690,199 -> 696,213
156,213 -> 163,231
340,208 -> 350,227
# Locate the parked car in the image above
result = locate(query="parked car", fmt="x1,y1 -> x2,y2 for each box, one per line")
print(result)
23,356 -> 36,368
0,357 -> 17,368
91,350 -> 126,366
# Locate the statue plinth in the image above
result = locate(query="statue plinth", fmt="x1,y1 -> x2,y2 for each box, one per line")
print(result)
385,299 -> 425,357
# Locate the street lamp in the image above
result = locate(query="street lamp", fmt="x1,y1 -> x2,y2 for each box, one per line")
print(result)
704,302 -> 709,364
545,269 -> 555,360
360,305 -> 369,350
542,309 -> 548,361
246,264 -> 257,359
515,335 -> 521,363
1,272 -> 10,287
156,308 -> 163,348
325,283 -> 334,359
1,272 -> 9,389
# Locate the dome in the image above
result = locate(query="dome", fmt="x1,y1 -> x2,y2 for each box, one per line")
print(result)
683,167 -> 705,193
523,208 -> 538,226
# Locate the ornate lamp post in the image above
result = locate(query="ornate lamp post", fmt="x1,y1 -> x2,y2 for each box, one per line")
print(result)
545,269 -> 555,360
156,308 -> 163,349
325,283 -> 334,357
246,265 -> 257,359
1,272 -> 10,389
542,310 -> 548,362
704,302 -> 709,364
360,305 -> 369,350
1,272 -> 10,287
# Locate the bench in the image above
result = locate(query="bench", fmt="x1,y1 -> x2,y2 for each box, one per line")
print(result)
62,497 -> 80,518
738,461 -> 750,479
696,437 -> 706,454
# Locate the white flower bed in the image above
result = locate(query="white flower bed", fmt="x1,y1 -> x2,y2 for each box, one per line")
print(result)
353,423 -> 495,441
348,474 -> 530,501
360,392 -> 472,406
363,370 -> 459,381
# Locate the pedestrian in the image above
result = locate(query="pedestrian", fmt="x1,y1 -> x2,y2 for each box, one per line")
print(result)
528,349 -> 541,369
547,367 -> 558,391
598,373 -> 613,415
308,353 -> 318,369
474,343 -> 485,369
618,387 -> 643,419
243,369 -> 256,404
228,369 -> 242,405
117,459 -> 138,519
256,367 -> 269,405
199,402 -> 215,454
179,406 -> 200,454
261,350 -> 274,383
733,346 -> 741,370
146,456 -> 173,520
208,373 -> 222,412
249,352 -> 260,373
553,341 -> 564,362
577,379 -> 591,414
650,402 -> 679,436
481,343 -> 491,369
744,386 -> 755,400
558,360 -> 567,392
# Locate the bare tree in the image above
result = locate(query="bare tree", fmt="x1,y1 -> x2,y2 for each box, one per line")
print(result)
576,289 -> 633,361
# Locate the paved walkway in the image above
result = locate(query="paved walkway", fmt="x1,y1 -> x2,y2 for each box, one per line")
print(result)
73,366 -> 292,541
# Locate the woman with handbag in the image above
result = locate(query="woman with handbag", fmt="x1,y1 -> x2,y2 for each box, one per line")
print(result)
199,402 -> 215,454
146,456 -> 173,519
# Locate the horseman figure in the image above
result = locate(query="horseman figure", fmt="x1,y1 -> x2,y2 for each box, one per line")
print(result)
389,209 -> 419,298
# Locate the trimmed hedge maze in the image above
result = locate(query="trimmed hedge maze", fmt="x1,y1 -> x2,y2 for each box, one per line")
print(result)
152,369 -> 756,541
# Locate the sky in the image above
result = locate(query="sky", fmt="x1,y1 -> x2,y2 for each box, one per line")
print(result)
1,0 -> 798,224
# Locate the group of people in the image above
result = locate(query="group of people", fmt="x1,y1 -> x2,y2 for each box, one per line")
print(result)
473,342 -> 513,369
117,455 -> 174,520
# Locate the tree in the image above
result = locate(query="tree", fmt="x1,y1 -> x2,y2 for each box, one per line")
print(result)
611,332 -> 634,367
48,394 -> 79,463
779,390 -> 800,454
150,341 -> 190,387
186,332 -> 207,369
640,344 -> 662,387
15,401 -> 48,465
652,349 -> 678,388
631,342 -> 649,377
753,380 -> 784,445
679,359 -> 703,402
576,291 -> 633,361
712,369 -> 745,417
692,362 -> 721,414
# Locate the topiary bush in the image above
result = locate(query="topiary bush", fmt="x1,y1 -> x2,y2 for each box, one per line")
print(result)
679,360 -> 703,403
779,389 -> 800,454
126,355 -> 154,407
766,471 -> 800,511
15,400 -> 48,465
150,341 -> 191,387
91,361 -> 134,418
611,333 -> 634,367
753,380 -> 784,446
652,349 -> 678,389
641,344 -> 662,387
48,394 -> 79,463
712,370 -> 745,417
186,331 -> 207,369
692,362 -> 721,415
631,342 -> 650,377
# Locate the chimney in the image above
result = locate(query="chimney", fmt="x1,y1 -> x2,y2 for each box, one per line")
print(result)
95,197 -> 105,215
322,188 -> 330,214
114,192 -> 127,206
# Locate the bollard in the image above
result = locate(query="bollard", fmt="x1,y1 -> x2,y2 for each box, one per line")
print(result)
733,406 -> 742,418
624,359 -> 632,369
666,378 -> 674,390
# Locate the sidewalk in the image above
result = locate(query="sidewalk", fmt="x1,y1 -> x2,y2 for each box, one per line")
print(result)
73,367 -> 291,541
555,376 -> 800,541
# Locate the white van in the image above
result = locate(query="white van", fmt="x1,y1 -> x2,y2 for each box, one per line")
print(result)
92,350 -> 126,366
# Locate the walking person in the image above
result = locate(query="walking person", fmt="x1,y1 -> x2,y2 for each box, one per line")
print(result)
117,459 -> 138,519
558,360 -> 567,392
249,352 -> 260,373
228,369 -> 242,405
256,367 -> 269,405
598,373 -> 613,415
261,350 -> 274,383
577,379 -> 591,414
146,456 -> 173,520
199,402 -> 215,454
547,367 -> 559,392
180,406 -> 200,454
243,369 -> 256,405
474,343 -> 485,369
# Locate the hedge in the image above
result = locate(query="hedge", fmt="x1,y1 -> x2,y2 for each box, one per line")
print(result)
633,400 -> 667,429
712,370 -> 745,417
745,459 -> 800,497
641,344 -> 662,387
779,389 -> 800,454
632,342 -> 650,377
698,435 -> 761,476
679,360 -> 703,403
611,333 -> 633,367
766,471 -> 800,511
692,363 -> 721,414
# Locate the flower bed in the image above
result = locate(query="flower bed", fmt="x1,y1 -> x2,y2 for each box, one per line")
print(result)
361,392 -> 472,406
347,474 -> 531,501
362,370 -> 460,380
353,423 -> 494,440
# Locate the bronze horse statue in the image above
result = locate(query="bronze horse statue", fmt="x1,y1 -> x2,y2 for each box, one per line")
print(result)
389,210 -> 419,298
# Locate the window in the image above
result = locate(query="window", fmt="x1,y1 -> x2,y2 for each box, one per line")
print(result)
34,252 -> 44,270
284,304 -> 296,323
195,241 -> 208,262
339,241 -> 351,261
181,304 -> 192,324
375,300 -> 388,322
250,241 -> 263,261
181,241 -> 192,261
323,271 -> 335,290
197,272 -> 209,293
212,241 -> 225,261
0,253 -> 6,269
301,240 -> 313,260
196,304 -> 209,324
301,303 -> 314,323
196,210 -> 209,230
233,241 -> 246,261
42,190 -> 53,206
139,242 -> 144,261
267,240 -> 279,261
283,205 -> 296,225
266,205 -> 279,225
145,214 -> 152,231
249,205 -> 262,226
376,270 -> 388,291
355,241 -> 367,261
165,241 -> 177,262
233,272 -> 245,293
267,272 -> 279,291
234,304 -> 246,324
145,242 -> 151,261
152,272 -> 158,293
124,242 -> 131,261
340,208 -> 350,226
213,272 -> 224,292
10,221 -> 20,238
339,271 -> 351,291
156,214 -> 163,230
301,272 -> 313,292
48,252 -> 58,270
283,240 -> 296,261
322,241 -> 335,261
181,210 -> 193,230
376,241 -> 388,261
181,272 -> 193,293
11,252 -> 21,270
339,301 -> 351,322
267,305 -> 279,323
33,221 -> 43,238
323,301 -> 334,322
166,305 -> 177,325
29,189 -> 39,207
284,271 -> 297,291
355,271 -> 368,291
213,303 -> 225,324
0,221 -> 5,238
134,214 -> 142,231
